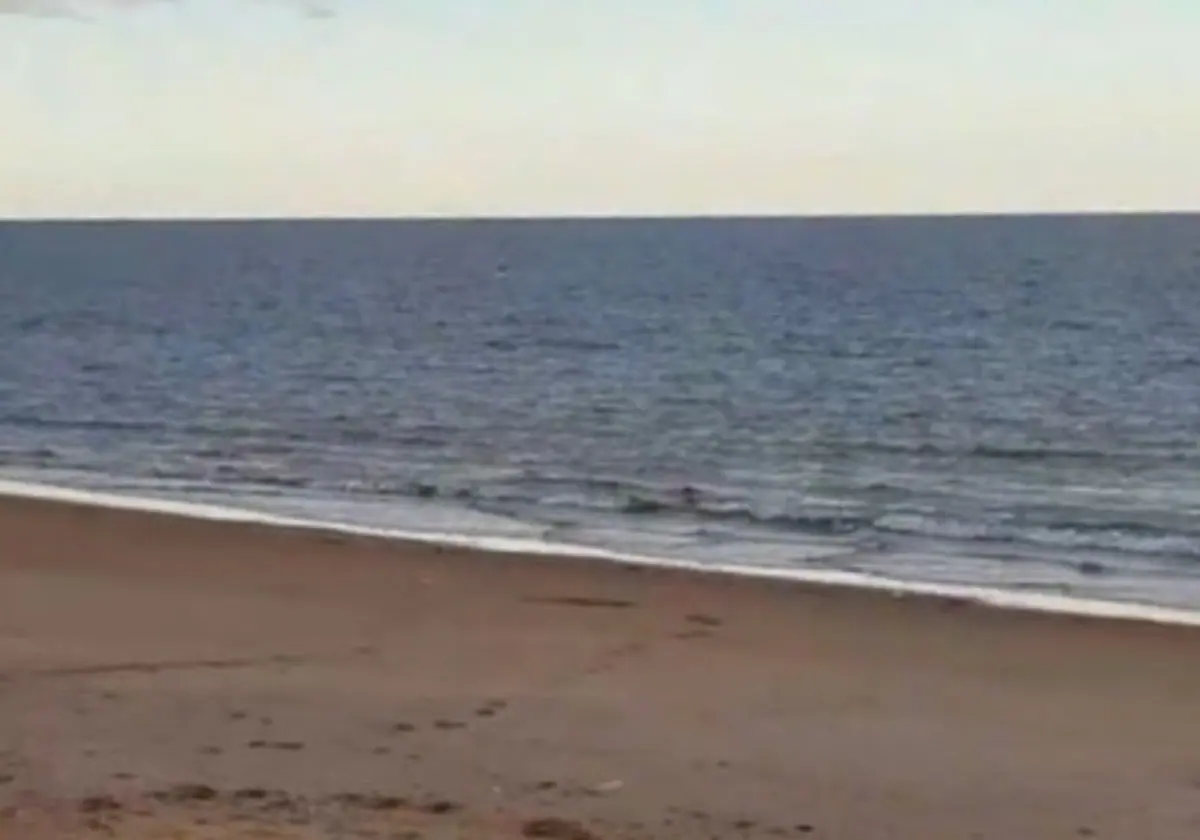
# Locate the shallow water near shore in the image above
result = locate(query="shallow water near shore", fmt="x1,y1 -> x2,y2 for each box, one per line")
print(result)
3,215 -> 1200,610
7,476 -> 1200,629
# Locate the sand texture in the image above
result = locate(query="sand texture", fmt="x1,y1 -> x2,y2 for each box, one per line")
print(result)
4,496 -> 1200,838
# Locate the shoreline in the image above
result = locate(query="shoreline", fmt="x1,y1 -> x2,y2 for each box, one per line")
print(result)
4,476 -> 1200,629
5,491 -> 1200,837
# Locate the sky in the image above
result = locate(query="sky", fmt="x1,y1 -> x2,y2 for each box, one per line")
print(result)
1,0 -> 1199,218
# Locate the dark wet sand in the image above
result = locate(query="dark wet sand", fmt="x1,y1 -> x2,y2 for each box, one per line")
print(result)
3,495 -> 1200,838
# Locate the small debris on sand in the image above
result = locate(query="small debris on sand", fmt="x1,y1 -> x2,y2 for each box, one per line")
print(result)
522,816 -> 603,840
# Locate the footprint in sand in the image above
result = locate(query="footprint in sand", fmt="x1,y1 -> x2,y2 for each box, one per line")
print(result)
246,740 -> 306,751
475,698 -> 509,718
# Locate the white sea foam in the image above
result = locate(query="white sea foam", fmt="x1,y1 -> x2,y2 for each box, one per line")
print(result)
5,477 -> 1200,628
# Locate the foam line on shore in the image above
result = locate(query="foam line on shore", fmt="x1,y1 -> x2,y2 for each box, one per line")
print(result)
5,477 -> 1200,628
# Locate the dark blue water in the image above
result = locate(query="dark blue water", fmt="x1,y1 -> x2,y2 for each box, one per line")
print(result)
3,216 -> 1200,606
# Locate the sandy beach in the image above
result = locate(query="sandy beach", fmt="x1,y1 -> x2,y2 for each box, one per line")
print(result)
3,496 -> 1200,838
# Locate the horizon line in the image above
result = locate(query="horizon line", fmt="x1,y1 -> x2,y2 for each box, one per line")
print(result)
2,209 -> 1199,224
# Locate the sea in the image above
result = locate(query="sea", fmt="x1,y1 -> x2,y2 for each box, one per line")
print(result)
3,215 -> 1200,615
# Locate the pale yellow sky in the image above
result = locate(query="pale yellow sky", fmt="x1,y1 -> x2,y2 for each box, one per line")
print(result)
2,0 -> 1198,217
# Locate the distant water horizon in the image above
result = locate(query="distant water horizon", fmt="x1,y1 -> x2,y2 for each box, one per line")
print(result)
3,211 -> 1197,223
3,214 -> 1200,608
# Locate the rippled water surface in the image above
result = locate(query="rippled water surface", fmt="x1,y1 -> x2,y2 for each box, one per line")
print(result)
3,216 -> 1200,606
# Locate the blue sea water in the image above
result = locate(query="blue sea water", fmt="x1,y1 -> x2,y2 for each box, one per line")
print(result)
2,215 -> 1200,608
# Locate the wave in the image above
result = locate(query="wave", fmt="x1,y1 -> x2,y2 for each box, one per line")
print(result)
468,477 -> 1200,560
815,437 -> 1200,464
0,445 -> 61,463
532,337 -> 622,352
0,414 -> 167,435
611,494 -> 1200,558
8,425 -> 1196,563
0,412 -> 453,452
9,408 -> 1196,470
617,493 -> 870,536
875,513 -> 1200,559
301,471 -> 1200,560
0,413 -> 306,441
319,471 -> 871,537
483,336 -> 621,353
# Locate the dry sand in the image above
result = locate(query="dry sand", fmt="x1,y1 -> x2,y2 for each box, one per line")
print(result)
3,495 -> 1200,838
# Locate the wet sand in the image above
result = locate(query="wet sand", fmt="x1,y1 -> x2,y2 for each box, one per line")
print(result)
3,495 -> 1200,838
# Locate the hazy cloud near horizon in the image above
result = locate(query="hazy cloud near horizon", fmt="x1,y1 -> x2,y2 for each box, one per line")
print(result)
2,1 -> 1197,217
0,0 -> 328,18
